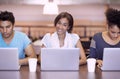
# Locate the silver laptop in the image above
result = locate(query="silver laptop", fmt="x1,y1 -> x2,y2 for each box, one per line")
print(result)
101,48 -> 120,71
41,48 -> 80,70
0,48 -> 20,70
0,71 -> 20,79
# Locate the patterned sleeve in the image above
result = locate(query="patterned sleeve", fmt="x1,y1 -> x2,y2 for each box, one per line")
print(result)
89,35 -> 97,58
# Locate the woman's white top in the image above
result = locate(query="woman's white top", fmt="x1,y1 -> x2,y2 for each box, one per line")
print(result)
41,32 -> 80,48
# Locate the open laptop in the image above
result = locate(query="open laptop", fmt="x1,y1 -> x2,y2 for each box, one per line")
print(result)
0,48 -> 20,70
0,71 -> 20,79
101,48 -> 120,71
41,48 -> 80,70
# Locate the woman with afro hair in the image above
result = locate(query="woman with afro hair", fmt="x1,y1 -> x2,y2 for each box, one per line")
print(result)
89,8 -> 120,68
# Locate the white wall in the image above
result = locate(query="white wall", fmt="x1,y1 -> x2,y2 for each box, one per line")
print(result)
0,4 -> 120,25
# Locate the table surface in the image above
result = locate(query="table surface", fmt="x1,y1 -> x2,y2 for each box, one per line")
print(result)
0,64 -> 120,79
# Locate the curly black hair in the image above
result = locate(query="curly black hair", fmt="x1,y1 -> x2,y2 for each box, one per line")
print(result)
105,8 -> 120,29
0,11 -> 15,25
54,12 -> 74,33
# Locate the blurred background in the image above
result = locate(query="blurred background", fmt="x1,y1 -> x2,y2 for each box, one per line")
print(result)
0,0 -> 120,54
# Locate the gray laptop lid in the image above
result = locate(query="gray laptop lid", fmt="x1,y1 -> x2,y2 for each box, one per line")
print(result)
41,48 -> 80,70
101,48 -> 120,71
0,48 -> 20,70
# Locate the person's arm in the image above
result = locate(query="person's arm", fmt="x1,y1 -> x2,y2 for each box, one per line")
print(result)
96,59 -> 103,68
89,36 -> 103,68
37,33 -> 50,63
37,44 -> 46,64
19,44 -> 37,65
89,48 -> 103,68
76,40 -> 87,65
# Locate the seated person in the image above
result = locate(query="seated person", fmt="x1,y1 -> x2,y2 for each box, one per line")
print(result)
0,11 -> 37,65
39,12 -> 87,65
89,8 -> 120,68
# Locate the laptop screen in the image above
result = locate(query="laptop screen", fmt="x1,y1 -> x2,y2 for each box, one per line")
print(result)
41,48 -> 80,70
0,48 -> 20,70
101,48 -> 120,71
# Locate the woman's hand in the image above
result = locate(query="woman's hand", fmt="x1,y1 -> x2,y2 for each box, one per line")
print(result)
96,60 -> 103,68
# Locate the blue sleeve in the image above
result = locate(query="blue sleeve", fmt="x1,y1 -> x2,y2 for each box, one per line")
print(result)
23,34 -> 31,49
89,35 -> 98,59
89,32 -> 108,60
89,47 -> 97,58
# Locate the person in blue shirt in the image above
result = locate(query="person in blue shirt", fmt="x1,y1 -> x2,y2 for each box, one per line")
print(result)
89,8 -> 120,68
0,11 -> 37,65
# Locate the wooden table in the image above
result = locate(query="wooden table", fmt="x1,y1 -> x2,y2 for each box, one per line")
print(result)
0,65 -> 120,79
